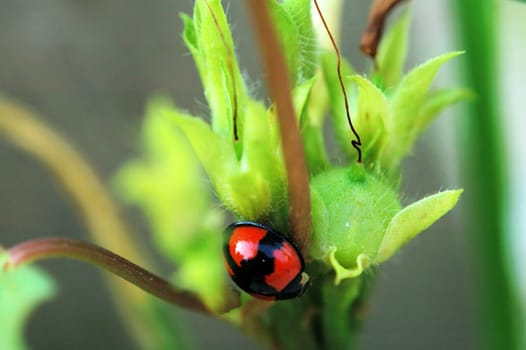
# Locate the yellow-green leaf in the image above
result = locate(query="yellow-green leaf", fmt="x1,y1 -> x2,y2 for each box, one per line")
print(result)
382,51 -> 464,170
350,75 -> 388,161
376,9 -> 411,87
329,249 -> 371,285
416,87 -> 473,133
377,189 -> 463,263
321,52 -> 357,159
183,0 -> 247,137
0,254 -> 56,350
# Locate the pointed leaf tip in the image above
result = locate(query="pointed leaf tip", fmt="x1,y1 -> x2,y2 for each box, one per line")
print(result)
349,75 -> 388,160
376,8 -> 412,87
377,189 -> 463,263
382,51 -> 465,170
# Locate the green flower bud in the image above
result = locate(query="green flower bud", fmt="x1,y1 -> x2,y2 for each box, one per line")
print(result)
311,166 -> 463,284
310,166 -> 400,283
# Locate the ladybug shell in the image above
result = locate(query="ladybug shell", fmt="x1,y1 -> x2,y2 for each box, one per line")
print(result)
223,222 -> 310,300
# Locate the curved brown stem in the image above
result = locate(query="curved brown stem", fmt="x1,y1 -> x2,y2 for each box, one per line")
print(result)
0,96 -> 168,347
360,0 -> 406,58
244,0 -> 311,256
4,238 -> 213,315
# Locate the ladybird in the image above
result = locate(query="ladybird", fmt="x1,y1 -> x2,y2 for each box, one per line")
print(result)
223,222 -> 310,300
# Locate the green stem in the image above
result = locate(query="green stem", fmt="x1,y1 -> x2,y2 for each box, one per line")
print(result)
451,1 -> 521,349
4,238 -> 213,315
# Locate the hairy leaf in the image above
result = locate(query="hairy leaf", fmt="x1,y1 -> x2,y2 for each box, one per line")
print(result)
377,189 -> 463,263
376,9 -> 411,87
381,51 -> 464,170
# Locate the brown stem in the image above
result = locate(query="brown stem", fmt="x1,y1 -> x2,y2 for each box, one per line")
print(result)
4,238 -> 213,315
244,0 -> 311,256
360,0 -> 406,58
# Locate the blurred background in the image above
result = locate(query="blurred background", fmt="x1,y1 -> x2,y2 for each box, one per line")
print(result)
0,1 -> 524,349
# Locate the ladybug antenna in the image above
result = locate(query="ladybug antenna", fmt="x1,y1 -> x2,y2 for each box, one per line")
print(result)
313,0 -> 362,163
204,0 -> 239,141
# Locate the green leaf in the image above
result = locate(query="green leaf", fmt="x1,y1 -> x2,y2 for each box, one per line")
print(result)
349,75 -> 389,161
115,101 -> 216,255
392,50 -> 463,133
301,122 -> 330,175
292,77 -> 330,174
376,9 -> 411,87
0,253 -> 56,350
280,0 -> 318,82
181,14 -> 201,71
321,52 -> 358,159
182,0 -> 247,137
416,87 -> 473,133
237,100 -> 286,220
166,105 -> 237,185
173,232 -> 228,308
114,99 -> 228,308
269,1 -> 301,85
376,189 -> 463,263
170,99 -> 283,222
381,51 -> 464,170
268,0 -> 318,85
224,171 -> 273,219
138,298 -> 194,350
293,77 -> 317,124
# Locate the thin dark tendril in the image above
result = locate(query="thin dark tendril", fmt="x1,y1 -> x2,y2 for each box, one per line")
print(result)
204,0 -> 239,141
313,0 -> 362,163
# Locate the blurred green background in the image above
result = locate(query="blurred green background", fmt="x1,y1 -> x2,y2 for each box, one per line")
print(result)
0,1 -> 524,349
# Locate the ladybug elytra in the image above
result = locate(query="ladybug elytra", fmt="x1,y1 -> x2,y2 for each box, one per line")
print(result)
223,222 -> 310,300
